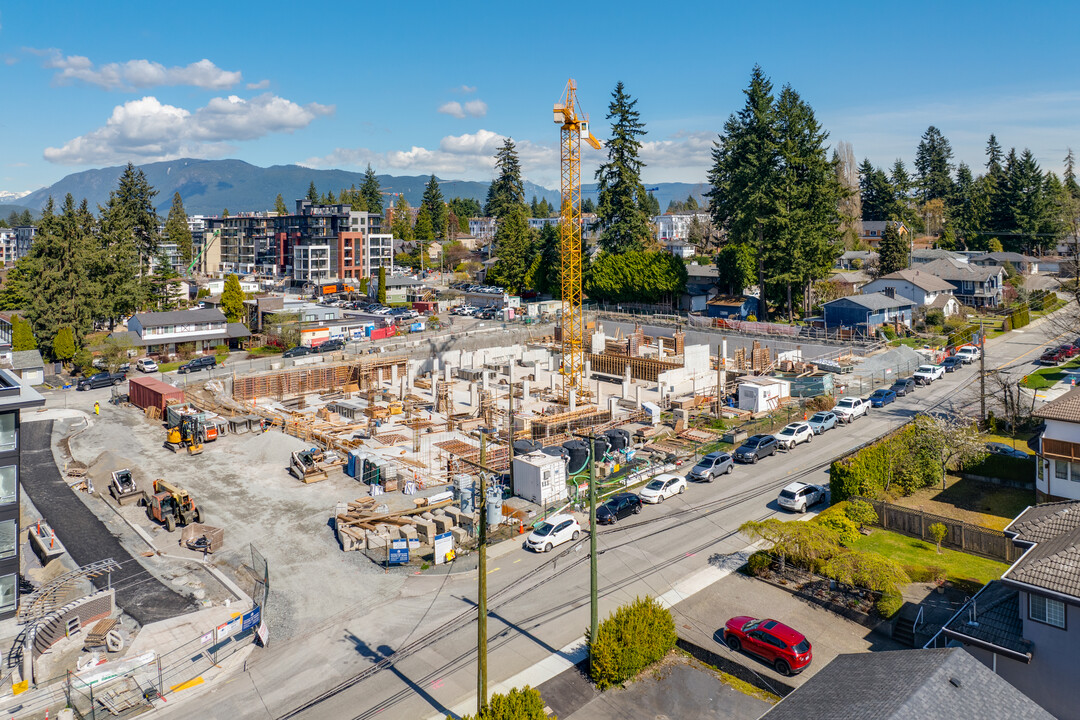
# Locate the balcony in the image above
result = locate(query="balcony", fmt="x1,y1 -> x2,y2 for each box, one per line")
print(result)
1043,438 -> 1080,462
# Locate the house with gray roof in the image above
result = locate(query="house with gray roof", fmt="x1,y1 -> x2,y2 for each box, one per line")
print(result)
858,220 -> 909,248
835,250 -> 877,270
919,258 -> 1005,307
762,648 -> 1051,719
911,248 -> 968,265
969,251 -> 1039,275
109,308 -> 250,358
821,292 -> 915,332
6,350 -> 43,386
1032,386 -> 1080,502
935,500 -> 1080,719
861,268 -> 958,314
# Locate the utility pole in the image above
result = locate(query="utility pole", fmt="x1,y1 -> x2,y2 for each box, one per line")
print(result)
979,319 -> 987,425
588,434 -> 598,661
477,433 -> 488,716
508,381 -> 515,496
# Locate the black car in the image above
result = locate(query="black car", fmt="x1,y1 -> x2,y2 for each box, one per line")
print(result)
596,493 -> 642,525
942,356 -> 963,373
283,346 -> 311,359
889,378 -> 915,396
177,356 -> 216,374
734,434 -> 779,464
319,338 -> 346,352
77,372 -> 126,390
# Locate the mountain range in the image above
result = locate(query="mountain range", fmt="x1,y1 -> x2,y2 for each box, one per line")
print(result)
16,159 -> 708,218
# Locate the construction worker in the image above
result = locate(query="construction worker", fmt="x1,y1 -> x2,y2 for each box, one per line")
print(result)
94,401 -> 100,416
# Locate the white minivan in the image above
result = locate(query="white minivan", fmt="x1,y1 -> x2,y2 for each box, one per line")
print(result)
136,358 -> 159,373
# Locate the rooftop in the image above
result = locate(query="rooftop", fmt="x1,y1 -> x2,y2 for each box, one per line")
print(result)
942,581 -> 1032,661
874,269 -> 955,293
1033,386 -> 1080,423
970,252 -> 1037,263
132,308 -> 227,329
919,258 -> 1003,282
10,349 -> 43,370
999,501 -> 1080,599
761,647 -> 1051,720
825,292 -> 916,311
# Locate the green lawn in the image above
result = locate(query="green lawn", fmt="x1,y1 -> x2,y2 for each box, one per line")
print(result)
849,528 -> 1008,587
1021,357 -> 1080,389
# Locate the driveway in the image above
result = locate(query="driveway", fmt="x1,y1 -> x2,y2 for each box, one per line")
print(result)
672,571 -> 904,692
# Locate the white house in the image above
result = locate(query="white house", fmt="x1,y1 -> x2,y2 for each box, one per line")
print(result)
653,213 -> 710,243
112,308 -> 250,357
1034,389 -> 1080,502
860,268 -> 959,315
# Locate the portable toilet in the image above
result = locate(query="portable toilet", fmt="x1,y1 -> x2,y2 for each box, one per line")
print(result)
346,450 -> 368,479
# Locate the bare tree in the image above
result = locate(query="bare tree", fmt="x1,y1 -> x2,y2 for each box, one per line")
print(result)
834,141 -> 862,248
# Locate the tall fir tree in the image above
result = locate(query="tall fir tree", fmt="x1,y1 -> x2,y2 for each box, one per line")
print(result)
858,160 -> 893,222
220,273 -> 246,323
421,174 -> 447,238
486,205 -> 534,293
165,191 -> 193,269
887,160 -> 917,226
275,193 -> 288,215
595,82 -> 651,253
947,163 -> 987,248
914,126 -> 954,203
414,204 -> 435,261
527,222 -> 561,297
361,165 -> 383,214
391,195 -> 413,243
306,182 -> 319,203
152,252 -> 180,310
484,139 -> 526,220
1064,148 -> 1080,200
877,222 -> 908,275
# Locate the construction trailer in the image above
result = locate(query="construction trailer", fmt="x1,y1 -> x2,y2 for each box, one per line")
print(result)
512,451 -> 568,506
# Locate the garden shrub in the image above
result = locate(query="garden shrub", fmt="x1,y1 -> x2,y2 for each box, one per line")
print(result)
903,564 -> 946,584
747,550 -> 771,577
454,686 -> 551,720
213,343 -> 229,356
844,499 -> 878,528
814,513 -> 860,545
876,592 -> 903,618
586,596 -> 677,690
830,423 -> 939,502
881,326 -> 897,340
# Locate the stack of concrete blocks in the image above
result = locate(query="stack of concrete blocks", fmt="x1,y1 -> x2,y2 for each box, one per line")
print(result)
413,515 -> 437,545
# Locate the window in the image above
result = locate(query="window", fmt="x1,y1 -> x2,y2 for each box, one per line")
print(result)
0,414 -> 13,452
0,520 -> 13,559
0,466 -> 14,504
1056,461 -> 1069,481
1072,462 -> 1080,483
1029,594 -> 1066,628
0,575 -> 13,611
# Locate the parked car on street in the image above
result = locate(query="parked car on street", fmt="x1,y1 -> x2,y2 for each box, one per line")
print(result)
942,356 -> 963,372
688,451 -> 733,482
775,422 -> 813,450
639,474 -> 687,504
806,411 -> 838,435
77,371 -> 126,390
1039,348 -> 1067,365
524,514 -> 581,552
955,346 -> 981,364
283,346 -> 312,359
318,339 -> 346,353
777,482 -> 826,513
596,493 -> 642,524
723,617 -> 813,676
1061,344 -> 1080,358
869,388 -> 897,407
734,434 -> 779,463
986,442 -> 1030,459
913,364 -> 945,384
833,396 -> 870,422
135,358 -> 158,373
889,377 -> 915,396
177,356 -> 216,374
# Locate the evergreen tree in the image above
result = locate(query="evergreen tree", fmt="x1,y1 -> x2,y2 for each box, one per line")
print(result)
484,139 -> 526,219
530,196 -> 540,217
307,181 -> 319,203
714,243 -> 756,295
361,165 -> 383,214
414,205 -> 435,259
165,191 -> 193,269
595,82 -> 651,253
486,205 -> 534,293
858,160 -> 894,222
152,252 -> 180,310
220,273 -> 246,323
685,194 -> 699,211
947,162 -> 987,248
877,222 -> 908,275
391,195 -> 413,242
585,251 -> 687,304
449,197 -> 482,220
377,265 -> 387,304
326,190 -> 336,205
537,198 -> 552,218
914,126 -> 954,203
11,315 -> 36,351
582,197 -> 596,214
887,160 -> 917,226
642,192 -> 660,217
0,258 -> 36,311
222,208 -> 229,218
275,193 -> 288,215
52,327 -> 76,364
527,222 -> 561,297
1064,148 -> 1080,199
985,134 -> 1003,174
421,174 -> 447,238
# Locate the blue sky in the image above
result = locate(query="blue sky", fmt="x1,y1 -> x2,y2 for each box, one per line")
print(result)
2,0 -> 1079,195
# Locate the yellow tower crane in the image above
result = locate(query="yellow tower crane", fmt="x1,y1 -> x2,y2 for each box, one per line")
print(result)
554,79 -> 602,403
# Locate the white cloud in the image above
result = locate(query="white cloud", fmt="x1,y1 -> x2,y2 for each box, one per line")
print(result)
438,101 -> 466,119
44,93 -> 334,165
457,85 -> 477,94
463,99 -> 488,118
246,79 -> 270,90
41,51 -> 242,91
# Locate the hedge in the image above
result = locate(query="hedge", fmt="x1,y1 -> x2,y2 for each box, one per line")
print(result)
960,454 -> 1035,485
587,596 -> 677,690
455,686 -> 551,720
829,424 -> 938,502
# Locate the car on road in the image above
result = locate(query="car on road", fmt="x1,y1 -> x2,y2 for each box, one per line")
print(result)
135,358 -> 158,373
1061,344 -> 1080,358
777,482 -> 826,513
942,356 -> 964,372
318,338 -> 346,353
177,356 -> 216,374
775,422 -> 813,450
955,346 -> 981,364
283,346 -> 312,359
639,474 -> 687,504
734,434 -> 779,463
889,377 -> 915,396
869,388 -> 897,407
688,451 -> 733,482
986,442 -> 1030,459
77,371 -> 126,390
723,617 -> 813,676
913,364 -> 945,384
833,396 -> 870,423
596,493 -> 642,524
1039,348 -> 1067,365
806,411 -> 838,435
524,514 -> 581,552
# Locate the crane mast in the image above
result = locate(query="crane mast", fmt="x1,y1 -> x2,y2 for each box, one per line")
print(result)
554,79 -> 601,403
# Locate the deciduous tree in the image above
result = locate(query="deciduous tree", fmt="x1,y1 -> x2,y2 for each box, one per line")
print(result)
220,273 -> 246,324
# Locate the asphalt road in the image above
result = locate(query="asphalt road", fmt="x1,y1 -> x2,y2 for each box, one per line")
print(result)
152,315 -> 1067,720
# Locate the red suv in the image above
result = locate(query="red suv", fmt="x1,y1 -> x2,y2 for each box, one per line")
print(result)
723,617 -> 812,676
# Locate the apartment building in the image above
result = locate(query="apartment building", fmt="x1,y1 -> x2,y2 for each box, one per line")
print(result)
13,226 -> 35,260
0,229 -> 16,266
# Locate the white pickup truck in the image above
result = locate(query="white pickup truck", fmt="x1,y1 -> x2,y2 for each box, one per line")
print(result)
913,364 -> 946,385
833,396 -> 870,423
955,346 -> 981,364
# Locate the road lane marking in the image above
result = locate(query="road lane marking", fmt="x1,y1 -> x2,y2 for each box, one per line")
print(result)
487,567 -> 500,575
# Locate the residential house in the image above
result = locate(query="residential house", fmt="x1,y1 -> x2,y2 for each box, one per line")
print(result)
653,213 -> 710,244
939,500 -> 1080,719
0,370 -> 45,620
7,350 -> 44,386
1032,388 -> 1080,502
835,250 -> 877,270
369,275 -> 423,305
822,293 -> 915,331
861,268 -> 959,315
679,281 -> 718,312
859,220 -> 909,248
468,217 -> 497,241
663,240 -> 696,259
527,217 -> 559,232
911,248 -> 968,265
1033,255 -> 1065,275
705,295 -> 758,319
762,648 -> 1051,720
920,258 -> 1005,308
826,270 -> 871,296
111,308 -> 250,356
969,251 -> 1039,275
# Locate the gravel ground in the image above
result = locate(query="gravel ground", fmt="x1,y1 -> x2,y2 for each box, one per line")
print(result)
65,398 -> 407,642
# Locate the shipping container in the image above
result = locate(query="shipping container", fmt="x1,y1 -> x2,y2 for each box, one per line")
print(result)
129,376 -> 185,414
